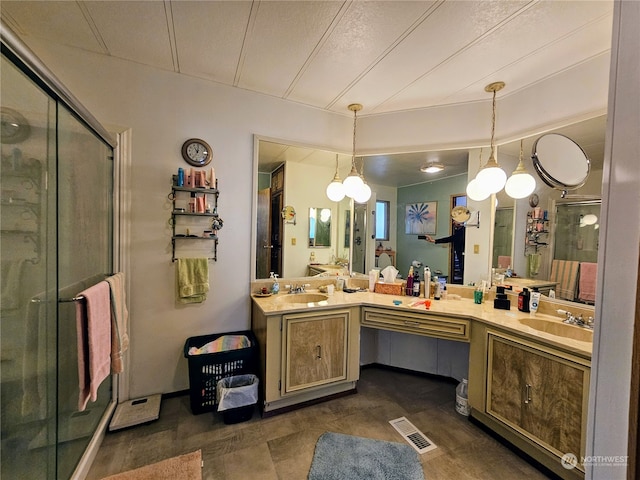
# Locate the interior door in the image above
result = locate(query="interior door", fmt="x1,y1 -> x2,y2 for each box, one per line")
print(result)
256,187 -> 271,278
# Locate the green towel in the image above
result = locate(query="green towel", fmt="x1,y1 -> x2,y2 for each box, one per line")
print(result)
176,258 -> 209,304
527,253 -> 541,277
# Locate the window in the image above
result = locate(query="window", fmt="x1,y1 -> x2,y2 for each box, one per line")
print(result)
375,200 -> 390,240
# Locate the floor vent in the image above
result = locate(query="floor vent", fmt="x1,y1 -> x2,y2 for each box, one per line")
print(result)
389,416 -> 437,454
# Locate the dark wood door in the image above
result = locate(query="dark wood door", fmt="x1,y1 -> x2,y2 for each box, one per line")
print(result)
256,187 -> 271,279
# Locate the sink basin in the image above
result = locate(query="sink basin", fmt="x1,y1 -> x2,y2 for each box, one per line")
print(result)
519,317 -> 593,342
275,293 -> 329,304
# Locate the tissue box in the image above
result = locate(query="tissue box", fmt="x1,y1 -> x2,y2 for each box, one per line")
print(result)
374,281 -> 405,295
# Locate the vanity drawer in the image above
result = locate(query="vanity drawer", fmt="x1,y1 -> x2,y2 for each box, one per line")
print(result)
361,307 -> 470,342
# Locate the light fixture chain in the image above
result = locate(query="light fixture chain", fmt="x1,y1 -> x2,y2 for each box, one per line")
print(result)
352,107 -> 358,168
490,88 -> 497,159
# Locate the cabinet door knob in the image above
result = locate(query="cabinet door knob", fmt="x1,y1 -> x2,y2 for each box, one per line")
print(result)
524,383 -> 532,404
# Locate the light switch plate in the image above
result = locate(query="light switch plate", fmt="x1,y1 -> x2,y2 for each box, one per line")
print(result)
473,244 -> 479,254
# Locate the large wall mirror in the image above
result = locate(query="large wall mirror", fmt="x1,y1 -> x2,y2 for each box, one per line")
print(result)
253,114 -> 605,310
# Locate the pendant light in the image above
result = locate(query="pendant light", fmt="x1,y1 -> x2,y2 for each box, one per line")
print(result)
341,103 -> 365,198
504,139 -> 536,199
326,154 -> 346,201
354,156 -> 372,203
474,82 -> 507,194
466,148 -> 490,201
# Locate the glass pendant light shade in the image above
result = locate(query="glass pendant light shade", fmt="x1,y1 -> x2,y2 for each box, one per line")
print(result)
466,177 -> 490,201
326,177 -> 346,201
354,180 -> 371,203
326,154 -> 346,201
343,168 -> 364,198
504,140 -> 536,199
476,159 -> 507,194
504,169 -> 536,198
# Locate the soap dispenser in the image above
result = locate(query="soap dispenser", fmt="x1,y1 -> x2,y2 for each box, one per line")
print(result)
270,272 -> 280,294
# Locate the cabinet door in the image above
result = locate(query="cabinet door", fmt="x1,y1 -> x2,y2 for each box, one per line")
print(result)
488,337 -> 526,427
487,334 -> 588,462
521,349 -> 585,457
283,310 -> 348,395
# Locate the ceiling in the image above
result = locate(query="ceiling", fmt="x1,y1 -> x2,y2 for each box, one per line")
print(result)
1,0 -> 612,186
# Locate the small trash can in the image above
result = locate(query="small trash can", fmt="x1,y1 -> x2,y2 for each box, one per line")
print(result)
217,374 -> 259,424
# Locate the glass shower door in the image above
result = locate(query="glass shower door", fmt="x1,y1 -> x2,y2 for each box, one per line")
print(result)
55,105 -> 113,479
1,54 -> 58,479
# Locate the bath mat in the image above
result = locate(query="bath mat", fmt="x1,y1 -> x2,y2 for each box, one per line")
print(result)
308,432 -> 424,480
100,450 -> 202,480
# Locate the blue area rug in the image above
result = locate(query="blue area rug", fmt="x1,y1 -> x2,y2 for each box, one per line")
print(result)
308,432 -> 425,480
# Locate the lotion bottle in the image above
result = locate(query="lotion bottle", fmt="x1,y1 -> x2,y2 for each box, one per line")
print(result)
529,287 -> 541,315
423,266 -> 431,298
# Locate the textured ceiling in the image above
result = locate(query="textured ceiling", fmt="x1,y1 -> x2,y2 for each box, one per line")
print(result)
1,0 -> 612,186
1,0 -> 613,115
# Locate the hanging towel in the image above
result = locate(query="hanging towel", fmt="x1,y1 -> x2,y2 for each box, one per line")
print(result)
578,262 -> 598,303
76,281 -> 112,411
176,258 -> 209,304
550,260 -> 580,301
497,256 -> 512,269
106,273 -> 129,374
527,253 -> 541,277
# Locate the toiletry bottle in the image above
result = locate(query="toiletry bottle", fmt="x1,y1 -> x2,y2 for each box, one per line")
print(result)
423,267 -> 431,298
493,286 -> 511,310
412,268 -> 420,296
529,287 -> 541,315
177,168 -> 184,186
270,272 -> 280,294
434,279 -> 441,300
518,288 -> 530,312
406,266 -> 414,296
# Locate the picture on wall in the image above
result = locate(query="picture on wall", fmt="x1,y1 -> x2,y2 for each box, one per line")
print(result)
405,201 -> 437,235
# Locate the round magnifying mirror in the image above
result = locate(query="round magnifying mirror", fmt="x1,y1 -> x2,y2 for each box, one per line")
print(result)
451,206 -> 471,223
531,133 -> 590,195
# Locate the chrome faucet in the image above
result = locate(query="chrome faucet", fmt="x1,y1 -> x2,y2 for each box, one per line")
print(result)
288,284 -> 309,294
557,309 -> 594,329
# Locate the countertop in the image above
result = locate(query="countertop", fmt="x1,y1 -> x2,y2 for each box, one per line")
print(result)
251,289 -> 593,358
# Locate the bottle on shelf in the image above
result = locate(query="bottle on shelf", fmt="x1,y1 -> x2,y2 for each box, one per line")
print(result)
406,266 -> 414,296
412,268 -> 420,297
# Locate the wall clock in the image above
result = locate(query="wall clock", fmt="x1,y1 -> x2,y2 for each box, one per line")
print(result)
1,107 -> 31,144
529,193 -> 539,208
181,138 -> 213,167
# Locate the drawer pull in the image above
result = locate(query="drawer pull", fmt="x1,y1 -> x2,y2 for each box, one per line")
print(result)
316,345 -> 322,359
524,383 -> 532,404
403,320 -> 421,326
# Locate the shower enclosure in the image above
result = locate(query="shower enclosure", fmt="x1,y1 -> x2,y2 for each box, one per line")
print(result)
2,27 -> 117,479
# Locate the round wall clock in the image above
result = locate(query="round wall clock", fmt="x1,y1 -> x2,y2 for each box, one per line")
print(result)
1,107 -> 31,144
529,193 -> 539,208
181,138 -> 213,166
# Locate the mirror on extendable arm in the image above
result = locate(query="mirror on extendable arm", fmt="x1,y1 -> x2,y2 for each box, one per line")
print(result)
531,133 -> 590,197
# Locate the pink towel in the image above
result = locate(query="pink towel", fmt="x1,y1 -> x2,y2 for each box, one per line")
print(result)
497,256 -> 512,269
578,262 -> 598,303
76,281 -> 111,411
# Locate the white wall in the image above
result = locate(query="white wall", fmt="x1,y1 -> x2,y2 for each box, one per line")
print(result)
587,1 -> 640,478
25,40 -> 353,397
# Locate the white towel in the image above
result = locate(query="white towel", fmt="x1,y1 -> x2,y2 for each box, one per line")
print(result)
106,273 -> 129,374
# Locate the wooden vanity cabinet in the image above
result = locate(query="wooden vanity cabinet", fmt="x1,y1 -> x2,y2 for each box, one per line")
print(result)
469,326 -> 590,479
252,304 -> 360,415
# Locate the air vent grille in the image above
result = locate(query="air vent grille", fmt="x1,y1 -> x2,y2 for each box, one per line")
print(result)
389,416 -> 437,454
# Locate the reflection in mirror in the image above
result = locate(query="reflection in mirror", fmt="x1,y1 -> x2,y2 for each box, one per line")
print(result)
254,114 -> 605,313
309,208 -> 331,247
548,199 -> 601,304
493,207 -> 514,269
